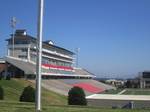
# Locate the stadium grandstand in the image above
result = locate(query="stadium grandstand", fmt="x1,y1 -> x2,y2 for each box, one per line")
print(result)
1,29 -> 115,96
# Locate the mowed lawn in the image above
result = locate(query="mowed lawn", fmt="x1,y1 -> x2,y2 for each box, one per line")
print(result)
100,88 -> 150,95
123,89 -> 150,95
0,78 -> 67,105
0,101 -> 150,112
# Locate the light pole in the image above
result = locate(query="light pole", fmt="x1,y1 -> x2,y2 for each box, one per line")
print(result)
11,17 -> 17,57
36,0 -> 44,112
76,48 -> 80,67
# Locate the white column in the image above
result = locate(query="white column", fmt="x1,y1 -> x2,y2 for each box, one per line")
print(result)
7,48 -> 10,56
27,45 -> 30,61
143,80 -> 146,88
140,80 -> 143,88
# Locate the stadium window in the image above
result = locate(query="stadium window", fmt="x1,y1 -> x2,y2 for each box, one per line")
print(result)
18,55 -> 27,59
22,48 -> 27,52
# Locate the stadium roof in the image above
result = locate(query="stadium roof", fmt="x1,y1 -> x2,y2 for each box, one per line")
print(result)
6,29 -> 74,55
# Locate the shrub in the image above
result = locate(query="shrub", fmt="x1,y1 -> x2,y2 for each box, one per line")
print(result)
20,85 -> 35,102
0,75 -> 2,80
0,86 -> 4,100
6,75 -> 11,80
68,86 -> 87,105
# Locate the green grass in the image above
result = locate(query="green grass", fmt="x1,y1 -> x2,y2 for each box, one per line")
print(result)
0,101 -> 149,112
123,89 -> 150,95
100,88 -> 150,95
0,78 -> 67,105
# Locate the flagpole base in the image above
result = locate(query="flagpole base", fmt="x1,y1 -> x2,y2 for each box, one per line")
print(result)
36,110 -> 41,112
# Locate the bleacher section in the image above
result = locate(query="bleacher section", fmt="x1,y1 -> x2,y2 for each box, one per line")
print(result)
5,56 -> 36,74
5,56 -> 74,75
61,79 -> 115,90
30,79 -> 73,96
29,79 -> 115,96
60,79 -> 115,94
6,56 -> 115,96
72,83 -> 104,93
74,68 -> 94,76
5,56 -> 94,78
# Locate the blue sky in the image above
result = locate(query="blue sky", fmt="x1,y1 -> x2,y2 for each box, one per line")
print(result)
0,0 -> 150,78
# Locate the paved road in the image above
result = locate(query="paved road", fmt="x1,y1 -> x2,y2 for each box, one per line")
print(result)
86,94 -> 150,108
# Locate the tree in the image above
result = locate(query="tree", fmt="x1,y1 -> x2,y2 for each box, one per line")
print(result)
0,86 -> 4,100
19,85 -> 35,102
126,80 -> 132,88
68,86 -> 87,105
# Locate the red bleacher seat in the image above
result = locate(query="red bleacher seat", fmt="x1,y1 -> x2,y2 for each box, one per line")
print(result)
72,83 -> 104,93
42,64 -> 73,70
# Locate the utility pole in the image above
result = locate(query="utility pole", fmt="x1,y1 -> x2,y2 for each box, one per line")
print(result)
36,0 -> 44,112
11,17 -> 17,57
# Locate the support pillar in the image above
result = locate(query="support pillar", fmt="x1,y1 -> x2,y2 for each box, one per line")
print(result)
7,48 -> 10,56
27,46 -> 30,61
143,80 -> 146,88
140,80 -> 143,88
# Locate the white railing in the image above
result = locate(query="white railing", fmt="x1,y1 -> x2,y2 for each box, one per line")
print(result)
8,44 -> 74,60
42,48 -> 74,60
42,54 -> 73,63
42,72 -> 94,77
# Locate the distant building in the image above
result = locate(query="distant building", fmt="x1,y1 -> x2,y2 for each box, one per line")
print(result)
139,71 -> 150,88
105,79 -> 125,87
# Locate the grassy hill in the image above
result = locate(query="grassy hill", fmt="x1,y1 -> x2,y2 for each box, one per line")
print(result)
0,78 -> 67,105
0,78 -> 150,112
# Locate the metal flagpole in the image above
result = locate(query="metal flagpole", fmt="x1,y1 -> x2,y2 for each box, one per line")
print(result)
36,0 -> 44,112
